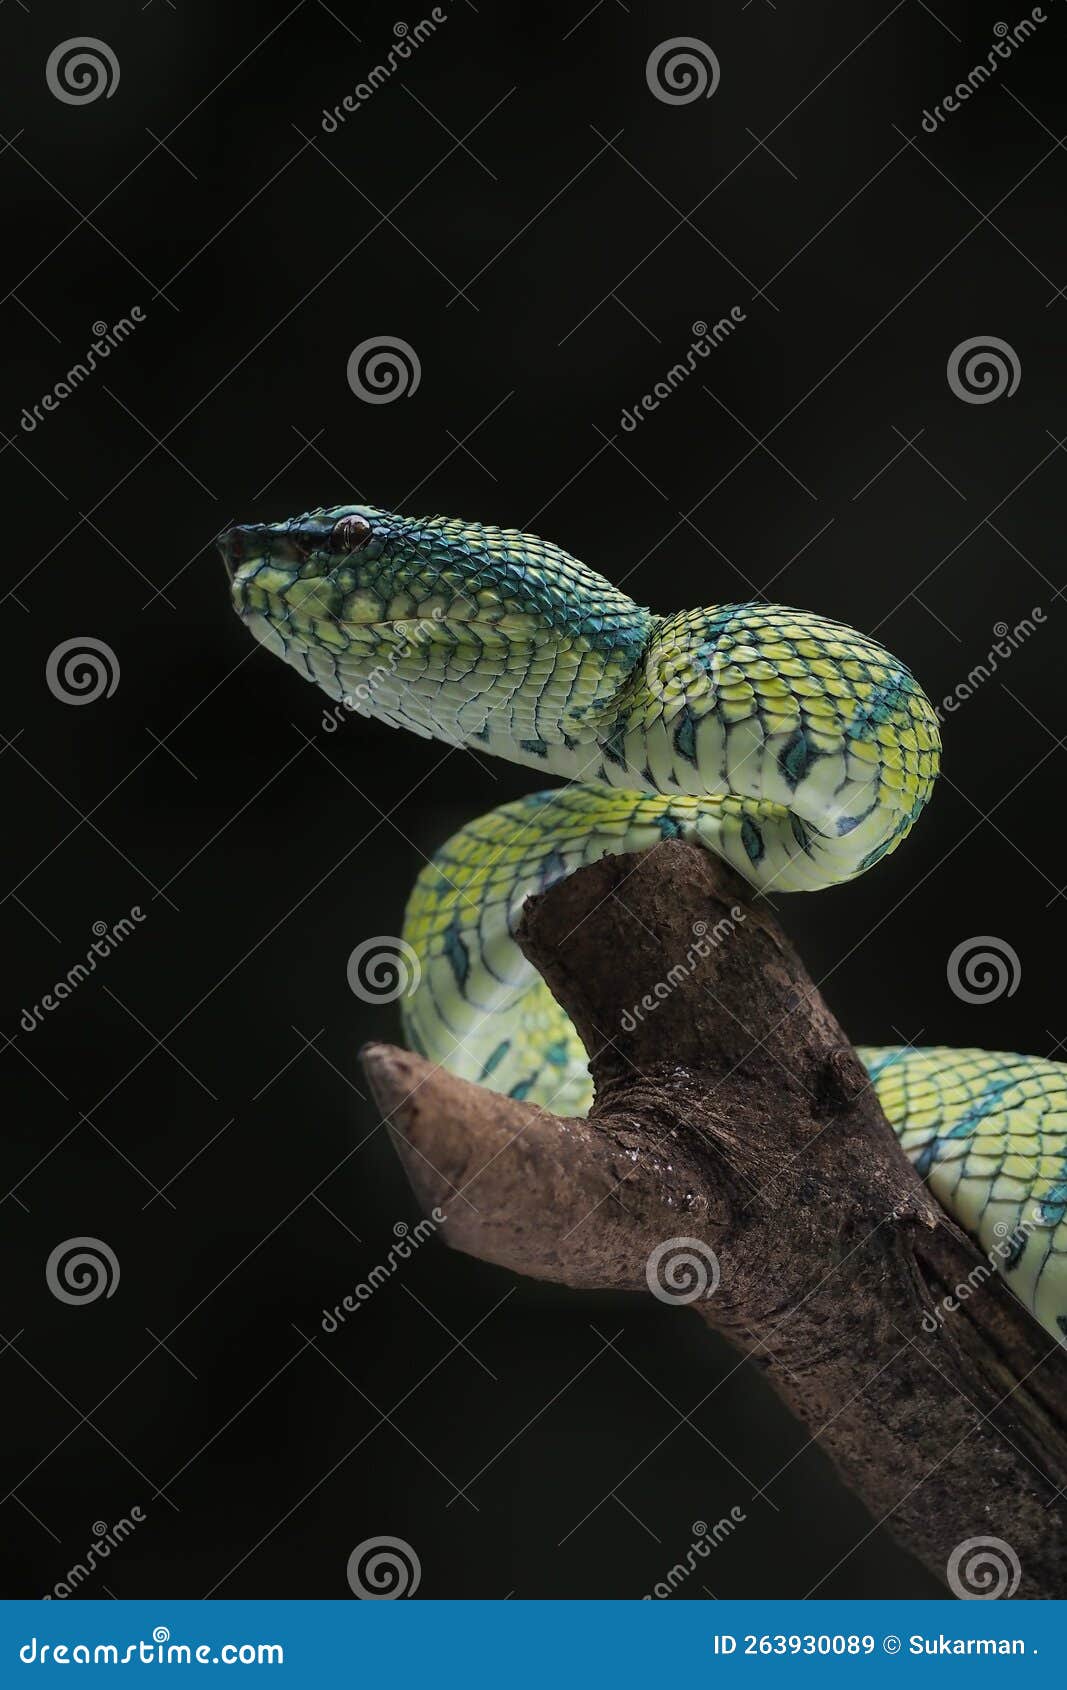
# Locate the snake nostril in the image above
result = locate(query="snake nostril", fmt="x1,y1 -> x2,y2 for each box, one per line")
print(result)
218,526 -> 245,582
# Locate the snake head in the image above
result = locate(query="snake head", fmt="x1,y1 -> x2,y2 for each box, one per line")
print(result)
221,502 -> 653,640
219,504 -> 393,619
218,503 -> 517,640
221,501 -> 655,741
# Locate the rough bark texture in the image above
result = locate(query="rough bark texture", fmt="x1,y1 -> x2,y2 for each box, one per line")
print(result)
361,840 -> 1067,1597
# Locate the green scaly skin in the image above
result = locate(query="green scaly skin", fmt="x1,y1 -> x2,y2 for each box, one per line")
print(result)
223,503 -> 1067,1346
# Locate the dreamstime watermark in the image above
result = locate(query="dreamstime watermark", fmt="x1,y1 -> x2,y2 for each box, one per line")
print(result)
43,1511 -> 146,1599
935,610 -> 1045,718
646,38 -> 720,104
21,312 -> 145,431
46,636 -> 120,704
646,1237 -> 721,1305
947,335 -> 1021,403
321,604 -> 450,731
46,1238 -> 120,1305
321,13 -> 447,131
21,908 -> 146,1033
347,335 -> 421,403
947,936 -> 1020,1004
621,909 -> 745,1031
346,935 -> 422,1003
946,1535 -> 1022,1599
620,311 -> 746,431
346,1536 -> 421,1598
643,1510 -> 746,1598
46,37 -> 119,104
19,1630 -> 283,1666
920,11 -> 1051,132
921,1215 -> 1037,1333
321,1213 -> 446,1332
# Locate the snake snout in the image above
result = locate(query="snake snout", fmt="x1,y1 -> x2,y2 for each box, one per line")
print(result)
218,516 -> 340,584
218,524 -> 247,582
217,522 -> 269,582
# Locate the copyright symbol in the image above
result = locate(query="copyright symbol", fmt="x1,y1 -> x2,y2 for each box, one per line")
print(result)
883,1635 -> 901,1655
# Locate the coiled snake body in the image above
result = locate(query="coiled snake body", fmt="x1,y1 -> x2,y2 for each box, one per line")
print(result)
223,504 -> 1067,1345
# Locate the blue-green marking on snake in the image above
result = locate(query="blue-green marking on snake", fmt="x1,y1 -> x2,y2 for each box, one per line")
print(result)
221,502 -> 1067,1345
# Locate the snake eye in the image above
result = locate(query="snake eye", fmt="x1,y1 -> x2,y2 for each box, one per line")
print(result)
331,514 -> 373,553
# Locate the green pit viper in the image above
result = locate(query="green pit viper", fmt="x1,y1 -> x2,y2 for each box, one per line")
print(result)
222,504 -> 1067,1346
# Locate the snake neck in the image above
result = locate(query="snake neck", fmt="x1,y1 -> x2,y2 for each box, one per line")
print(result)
503,601 -> 941,851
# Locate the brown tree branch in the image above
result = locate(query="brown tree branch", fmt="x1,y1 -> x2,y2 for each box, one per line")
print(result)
361,840 -> 1067,1596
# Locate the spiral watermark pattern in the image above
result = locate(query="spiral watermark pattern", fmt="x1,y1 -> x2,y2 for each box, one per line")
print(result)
646,1236 -> 720,1305
646,38 -> 720,105
947,936 -> 1021,1004
46,38 -> 120,105
45,1238 -> 120,1305
346,1536 -> 421,1598
946,1535 -> 1021,1599
346,336 -> 421,404
947,336 -> 1020,403
46,637 -> 120,705
346,936 -> 422,1002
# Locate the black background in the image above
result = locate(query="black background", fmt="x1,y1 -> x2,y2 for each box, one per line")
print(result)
2,0 -> 1064,1601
